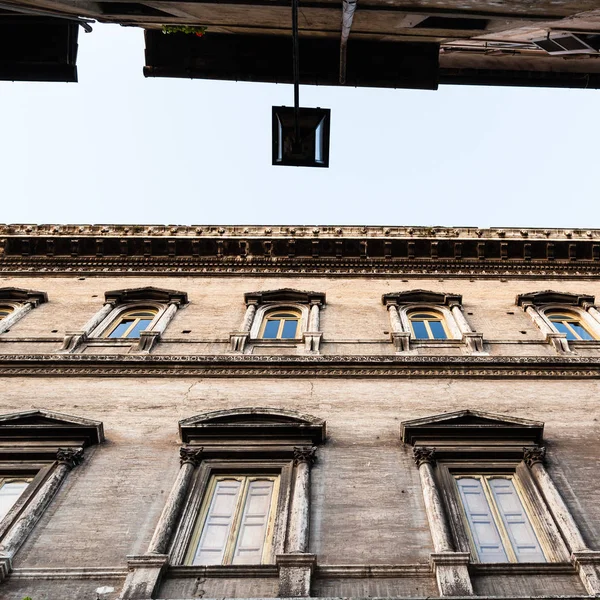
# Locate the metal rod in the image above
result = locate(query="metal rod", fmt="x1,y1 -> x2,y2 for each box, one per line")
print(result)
292,0 -> 300,142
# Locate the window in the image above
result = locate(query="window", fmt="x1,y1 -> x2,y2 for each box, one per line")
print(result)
0,306 -> 14,321
103,308 -> 158,339
382,290 -> 485,353
260,310 -> 300,340
455,474 -> 545,563
0,477 -> 32,521
62,287 -> 188,353
409,310 -> 448,340
186,474 -> 279,566
545,312 -> 595,341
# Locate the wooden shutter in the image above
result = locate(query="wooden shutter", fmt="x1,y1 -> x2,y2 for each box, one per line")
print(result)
488,478 -> 546,563
0,480 -> 29,521
192,478 -> 243,565
232,479 -> 275,565
456,477 -> 508,563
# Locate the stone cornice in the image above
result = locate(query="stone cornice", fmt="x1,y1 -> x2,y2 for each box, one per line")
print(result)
0,353 -> 600,377
1,225 -> 600,277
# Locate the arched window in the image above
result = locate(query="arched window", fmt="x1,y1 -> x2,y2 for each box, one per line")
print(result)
103,308 -> 158,339
546,311 -> 595,341
260,309 -> 301,340
0,305 -> 14,321
0,478 -> 31,521
408,310 -> 448,340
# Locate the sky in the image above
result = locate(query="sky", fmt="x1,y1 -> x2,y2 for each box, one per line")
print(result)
1,23 -> 599,228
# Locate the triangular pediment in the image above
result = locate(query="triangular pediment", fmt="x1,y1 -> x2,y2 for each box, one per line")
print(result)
244,289 -> 326,305
179,407 -> 325,444
0,409 -> 104,446
105,286 -> 188,305
382,289 -> 462,307
516,290 -> 594,307
401,409 -> 543,445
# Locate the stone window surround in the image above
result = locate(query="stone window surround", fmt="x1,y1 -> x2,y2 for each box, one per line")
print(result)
119,408 -> 326,600
382,290 -> 485,355
60,286 -> 188,354
0,288 -> 48,336
517,290 -> 600,354
401,409 -> 600,597
0,409 -> 103,582
230,289 -> 326,354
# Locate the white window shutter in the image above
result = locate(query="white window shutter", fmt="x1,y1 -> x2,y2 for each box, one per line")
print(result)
488,478 -> 546,563
456,478 -> 508,563
0,480 -> 29,521
192,479 -> 242,565
232,479 -> 275,565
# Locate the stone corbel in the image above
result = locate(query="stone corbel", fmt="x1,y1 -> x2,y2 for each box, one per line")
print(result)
462,332 -> 485,354
546,332 -> 570,354
303,332 -> 322,354
572,551 -> 600,595
430,552 -> 473,597
59,331 -> 88,353
391,331 -> 411,353
135,330 -> 161,353
276,553 -> 317,597
230,331 -> 250,353
119,554 -> 169,600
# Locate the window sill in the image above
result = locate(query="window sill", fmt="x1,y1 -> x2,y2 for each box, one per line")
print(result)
470,562 -> 576,575
250,339 -> 301,346
168,564 -> 278,578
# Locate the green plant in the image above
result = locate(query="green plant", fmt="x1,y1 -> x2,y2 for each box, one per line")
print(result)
162,25 -> 207,37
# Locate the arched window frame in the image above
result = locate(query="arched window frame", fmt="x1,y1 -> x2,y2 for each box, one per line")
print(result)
251,303 -> 309,341
0,288 -> 47,336
516,291 -> 600,354
61,287 -> 188,354
230,289 -> 326,354
0,302 -> 20,321
382,290 -> 485,355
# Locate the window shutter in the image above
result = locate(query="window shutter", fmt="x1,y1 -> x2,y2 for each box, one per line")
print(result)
232,479 -> 275,565
456,477 -> 508,562
0,480 -> 29,521
192,478 -> 242,565
488,478 -> 546,563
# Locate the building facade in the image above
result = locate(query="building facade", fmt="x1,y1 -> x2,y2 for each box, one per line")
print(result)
0,224 -> 599,600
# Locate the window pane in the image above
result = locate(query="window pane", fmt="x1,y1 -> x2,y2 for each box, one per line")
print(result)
126,319 -> 153,339
232,479 -> 275,565
0,306 -> 13,320
456,477 -> 508,563
570,323 -> 594,341
411,320 -> 429,339
281,319 -> 298,339
552,321 -> 577,340
488,478 -> 545,563
262,320 -> 280,339
107,320 -> 134,339
0,480 -> 29,521
192,479 -> 243,565
428,320 -> 447,339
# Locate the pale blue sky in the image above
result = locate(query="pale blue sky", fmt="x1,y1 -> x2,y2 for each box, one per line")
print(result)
1,23 -> 598,227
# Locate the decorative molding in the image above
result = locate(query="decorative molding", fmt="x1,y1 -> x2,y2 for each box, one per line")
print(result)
179,446 -> 204,467
0,353 -> 600,378
293,446 -> 317,465
523,446 -> 546,467
516,290 -> 594,307
56,447 -> 84,469
383,290 -> 462,307
245,289 -> 326,306
105,286 -> 188,306
0,287 -> 47,306
413,447 -> 436,467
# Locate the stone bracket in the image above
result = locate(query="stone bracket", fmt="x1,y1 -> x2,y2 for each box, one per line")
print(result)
462,332 -> 486,355
60,331 -> 88,353
136,331 -> 161,354
546,332 -> 570,354
430,552 -> 473,597
230,331 -> 250,353
119,554 -> 169,600
0,553 -> 11,582
572,551 -> 600,595
303,332 -> 322,354
391,331 -> 412,353
276,553 -> 317,597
